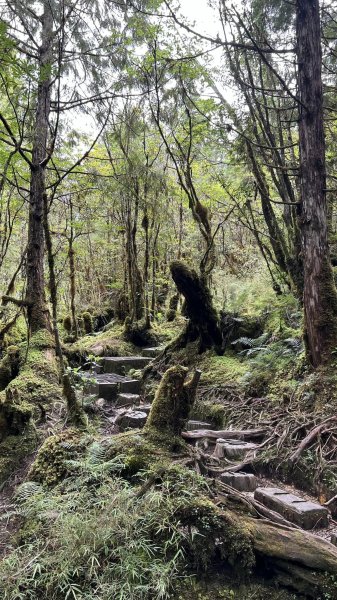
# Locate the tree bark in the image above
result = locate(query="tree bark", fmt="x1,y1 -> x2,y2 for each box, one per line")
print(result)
68,200 -> 79,340
296,0 -> 337,366
25,3 -> 53,333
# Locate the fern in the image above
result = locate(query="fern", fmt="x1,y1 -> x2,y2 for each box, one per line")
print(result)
232,332 -> 271,353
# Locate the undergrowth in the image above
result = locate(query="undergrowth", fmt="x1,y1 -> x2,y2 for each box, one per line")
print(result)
0,442 -> 250,600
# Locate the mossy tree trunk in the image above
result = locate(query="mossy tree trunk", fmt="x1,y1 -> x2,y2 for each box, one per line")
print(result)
170,261 -> 222,354
25,3 -> 53,334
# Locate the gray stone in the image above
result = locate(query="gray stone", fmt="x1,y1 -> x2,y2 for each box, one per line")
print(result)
81,371 -> 141,399
331,533 -> 337,546
186,420 -> 212,431
142,347 -> 162,358
116,410 -> 148,431
254,487 -> 329,530
104,356 -> 152,375
214,439 -> 257,460
115,393 -> 141,407
98,382 -> 118,400
95,398 -> 106,409
119,379 -> 141,394
219,471 -> 258,492
138,404 -> 152,414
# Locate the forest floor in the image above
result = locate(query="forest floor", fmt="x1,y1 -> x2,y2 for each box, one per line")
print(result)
1,305 -> 337,599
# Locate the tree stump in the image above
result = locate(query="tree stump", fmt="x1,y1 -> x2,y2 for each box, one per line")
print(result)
145,365 -> 201,439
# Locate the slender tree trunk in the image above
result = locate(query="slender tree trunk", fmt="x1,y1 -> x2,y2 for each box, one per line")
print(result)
126,198 -> 143,322
151,223 -> 160,316
43,195 -> 64,371
142,211 -> 151,329
25,4 -> 53,333
69,242 -> 78,340
296,0 -> 337,366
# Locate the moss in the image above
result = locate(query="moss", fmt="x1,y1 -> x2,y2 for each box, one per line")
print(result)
0,345 -> 20,390
166,308 -> 176,322
124,318 -> 158,347
62,373 -> 88,428
105,431 -> 163,479
0,424 -> 38,483
200,352 -> 248,386
2,315 -> 27,348
175,496 -> 254,574
0,389 -> 32,439
145,365 -> 199,438
82,311 -> 93,334
63,315 -> 72,333
65,322 -> 136,361
173,577 -> 299,600
28,430 -> 85,485
192,400 -> 226,428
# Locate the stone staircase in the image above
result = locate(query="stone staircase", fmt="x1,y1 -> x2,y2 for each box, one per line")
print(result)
81,353 -> 156,429
81,353 -> 335,540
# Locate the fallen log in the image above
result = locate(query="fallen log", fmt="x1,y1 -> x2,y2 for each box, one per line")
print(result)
182,428 -> 267,441
246,516 -> 337,572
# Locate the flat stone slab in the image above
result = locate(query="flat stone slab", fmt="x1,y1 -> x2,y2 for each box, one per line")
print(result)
116,410 -> 148,431
186,420 -> 212,431
82,372 -> 141,398
219,471 -> 258,492
214,439 -> 257,460
254,487 -> 329,530
119,379 -> 141,394
138,404 -> 152,414
104,356 -> 152,375
115,393 -> 140,407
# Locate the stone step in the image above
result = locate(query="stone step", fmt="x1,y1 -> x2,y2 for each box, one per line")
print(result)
82,372 -> 141,399
254,487 -> 329,530
219,471 -> 258,492
115,393 -> 141,407
116,410 -> 148,431
186,420 -> 212,431
103,356 -> 152,375
142,347 -> 163,358
214,438 -> 258,460
138,404 -> 152,414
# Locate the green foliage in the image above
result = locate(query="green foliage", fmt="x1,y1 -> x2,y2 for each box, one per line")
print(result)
0,447 -> 254,600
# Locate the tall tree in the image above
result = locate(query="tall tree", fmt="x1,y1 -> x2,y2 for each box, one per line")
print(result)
296,0 -> 337,366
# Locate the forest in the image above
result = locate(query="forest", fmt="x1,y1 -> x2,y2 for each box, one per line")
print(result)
1,0 -> 337,598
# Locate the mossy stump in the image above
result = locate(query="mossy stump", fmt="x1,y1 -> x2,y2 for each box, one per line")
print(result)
145,365 -> 201,440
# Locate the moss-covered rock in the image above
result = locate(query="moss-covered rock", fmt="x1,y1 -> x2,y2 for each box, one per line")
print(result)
123,317 -> 158,347
28,430 -> 85,485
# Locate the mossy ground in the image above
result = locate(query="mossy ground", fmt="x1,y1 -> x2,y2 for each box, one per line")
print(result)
173,576 -> 299,600
0,329 -> 63,483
